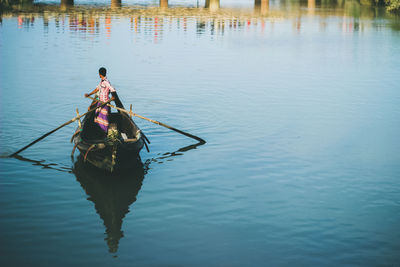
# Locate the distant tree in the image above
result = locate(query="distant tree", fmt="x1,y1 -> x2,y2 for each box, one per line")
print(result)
385,0 -> 400,11
361,0 -> 400,12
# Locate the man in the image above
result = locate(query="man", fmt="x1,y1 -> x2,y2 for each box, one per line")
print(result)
85,67 -> 116,132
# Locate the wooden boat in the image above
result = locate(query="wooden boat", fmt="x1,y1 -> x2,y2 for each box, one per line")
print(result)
71,94 -> 148,172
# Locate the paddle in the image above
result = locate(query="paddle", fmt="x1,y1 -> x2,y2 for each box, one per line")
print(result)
86,96 -> 206,144
9,99 -> 113,157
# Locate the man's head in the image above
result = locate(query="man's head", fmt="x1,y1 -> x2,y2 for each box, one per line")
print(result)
99,67 -> 107,78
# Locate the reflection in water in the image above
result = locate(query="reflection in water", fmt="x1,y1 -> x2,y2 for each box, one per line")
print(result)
72,140 -> 203,253
3,1 -> 398,42
160,0 -> 168,8
73,155 -> 146,253
13,155 -> 72,172
105,15 -> 112,38
3,1 -> 399,264
149,141 -> 205,164
60,0 -> 74,11
308,0 -> 316,15
67,13 -> 101,34
205,0 -> 220,12
254,0 -> 269,15
11,139 -> 204,253
111,0 -> 121,8
17,15 -> 34,29
10,12 -> 372,42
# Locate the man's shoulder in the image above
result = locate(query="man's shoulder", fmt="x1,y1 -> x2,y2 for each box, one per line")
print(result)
103,78 -> 112,85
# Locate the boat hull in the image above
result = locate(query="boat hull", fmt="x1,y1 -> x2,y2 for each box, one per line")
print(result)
74,137 -> 144,171
72,101 -> 145,172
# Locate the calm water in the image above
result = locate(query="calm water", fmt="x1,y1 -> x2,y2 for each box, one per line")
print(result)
1,0 -> 400,265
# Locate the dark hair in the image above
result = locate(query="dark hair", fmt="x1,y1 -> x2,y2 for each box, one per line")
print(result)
99,67 -> 107,76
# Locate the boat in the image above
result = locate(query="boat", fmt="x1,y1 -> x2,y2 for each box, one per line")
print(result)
71,93 -> 149,172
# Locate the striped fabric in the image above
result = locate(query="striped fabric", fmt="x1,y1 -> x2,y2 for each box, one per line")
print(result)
94,104 -> 110,132
96,77 -> 116,102
94,77 -> 115,132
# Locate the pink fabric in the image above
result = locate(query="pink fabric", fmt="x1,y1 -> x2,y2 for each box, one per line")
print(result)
96,77 -> 116,102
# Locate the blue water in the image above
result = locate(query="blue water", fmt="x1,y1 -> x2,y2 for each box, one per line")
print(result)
1,0 -> 400,265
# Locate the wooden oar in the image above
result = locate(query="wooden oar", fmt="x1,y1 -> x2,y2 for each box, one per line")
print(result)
86,96 -> 206,144
9,99 -> 112,157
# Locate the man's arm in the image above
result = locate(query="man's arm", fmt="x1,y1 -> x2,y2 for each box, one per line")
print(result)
84,88 -> 99,97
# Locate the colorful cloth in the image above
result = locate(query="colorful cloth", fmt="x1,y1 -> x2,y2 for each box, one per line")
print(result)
94,104 -> 110,132
94,77 -> 115,132
96,77 -> 116,102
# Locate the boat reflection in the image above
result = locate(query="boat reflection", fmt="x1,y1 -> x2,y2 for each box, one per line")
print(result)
73,155 -> 146,253
11,139 -> 204,253
72,140 -> 204,253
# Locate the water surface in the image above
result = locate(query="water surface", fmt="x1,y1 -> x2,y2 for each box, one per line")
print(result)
1,0 -> 400,265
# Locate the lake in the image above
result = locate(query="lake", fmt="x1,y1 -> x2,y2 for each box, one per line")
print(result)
1,0 -> 400,265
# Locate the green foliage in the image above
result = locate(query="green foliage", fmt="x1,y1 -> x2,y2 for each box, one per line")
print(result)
385,0 -> 400,11
360,0 -> 400,12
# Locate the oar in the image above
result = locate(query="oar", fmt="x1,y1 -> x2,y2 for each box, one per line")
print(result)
86,96 -> 206,144
9,99 -> 112,157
